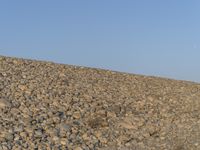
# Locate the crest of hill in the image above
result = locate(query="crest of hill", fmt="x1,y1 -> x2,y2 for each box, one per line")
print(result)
0,55 -> 198,84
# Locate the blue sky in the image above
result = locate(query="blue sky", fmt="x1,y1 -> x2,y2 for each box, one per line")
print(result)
0,0 -> 200,82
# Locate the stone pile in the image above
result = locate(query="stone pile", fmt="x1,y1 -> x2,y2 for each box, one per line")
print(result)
1,55 -> 200,150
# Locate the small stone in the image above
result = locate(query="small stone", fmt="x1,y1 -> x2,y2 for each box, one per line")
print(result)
118,117 -> 138,130
14,135 -> 20,141
99,137 -> 107,144
34,129 -> 43,137
94,131 -> 102,138
52,136 -> 59,142
2,145 -> 8,150
74,147 -> 83,150
5,133 -> 14,141
60,138 -> 67,145
14,125 -> 24,132
125,142 -> 131,146
88,117 -> 108,128
59,73 -> 66,77
19,132 -> 27,138
73,120 -> 81,126
107,111 -> 116,118
13,60 -> 18,64
73,111 -> 81,119
18,85 -> 27,91
195,143 -> 199,146
22,75 -> 27,78
0,98 -> 11,108
0,131 -> 7,138
25,126 -> 33,133
82,133 -> 90,141
60,123 -> 71,131
1,72 -> 7,77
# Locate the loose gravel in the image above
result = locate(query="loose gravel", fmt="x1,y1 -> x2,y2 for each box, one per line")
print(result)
1,55 -> 200,150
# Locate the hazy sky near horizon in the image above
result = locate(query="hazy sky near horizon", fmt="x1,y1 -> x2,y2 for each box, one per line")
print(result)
0,1 -> 200,82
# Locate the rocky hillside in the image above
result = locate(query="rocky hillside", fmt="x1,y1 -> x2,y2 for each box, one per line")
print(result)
1,55 -> 200,150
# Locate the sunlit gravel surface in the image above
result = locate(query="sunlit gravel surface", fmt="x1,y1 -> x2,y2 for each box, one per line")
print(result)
1,56 -> 200,150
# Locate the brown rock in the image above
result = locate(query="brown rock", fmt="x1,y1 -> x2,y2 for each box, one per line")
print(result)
18,85 -> 27,91
0,98 -> 11,108
74,147 -> 83,150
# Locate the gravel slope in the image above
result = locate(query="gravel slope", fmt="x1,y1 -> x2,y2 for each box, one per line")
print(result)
1,55 -> 200,150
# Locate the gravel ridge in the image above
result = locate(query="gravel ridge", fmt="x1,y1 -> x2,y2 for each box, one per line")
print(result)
1,55 -> 200,150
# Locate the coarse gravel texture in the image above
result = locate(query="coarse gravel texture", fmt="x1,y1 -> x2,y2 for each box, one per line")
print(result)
1,55 -> 200,150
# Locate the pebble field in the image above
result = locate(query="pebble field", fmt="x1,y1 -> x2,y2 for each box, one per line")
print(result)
1,55 -> 200,150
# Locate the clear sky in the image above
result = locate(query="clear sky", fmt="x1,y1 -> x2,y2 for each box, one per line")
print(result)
0,1 -> 200,82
